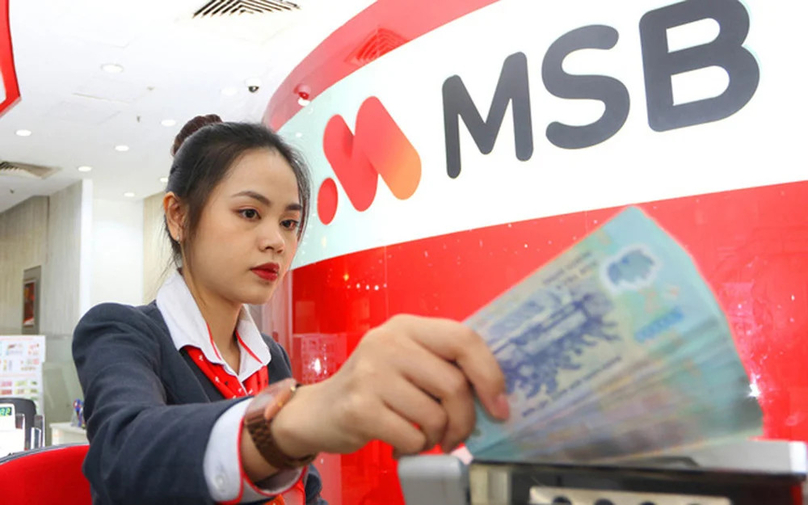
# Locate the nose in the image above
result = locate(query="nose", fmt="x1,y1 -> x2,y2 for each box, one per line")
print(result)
258,221 -> 285,253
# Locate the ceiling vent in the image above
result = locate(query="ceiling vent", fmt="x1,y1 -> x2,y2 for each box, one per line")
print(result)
348,28 -> 407,66
193,0 -> 300,17
0,161 -> 60,180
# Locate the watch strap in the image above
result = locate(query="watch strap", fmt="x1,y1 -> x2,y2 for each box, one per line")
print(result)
244,383 -> 317,470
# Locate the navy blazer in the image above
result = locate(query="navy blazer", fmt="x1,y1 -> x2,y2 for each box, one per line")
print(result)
73,301 -> 326,505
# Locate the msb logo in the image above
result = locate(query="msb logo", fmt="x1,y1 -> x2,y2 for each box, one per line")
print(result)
319,97 -> 421,225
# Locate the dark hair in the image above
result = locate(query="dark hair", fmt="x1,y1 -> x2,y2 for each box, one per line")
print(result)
165,114 -> 311,267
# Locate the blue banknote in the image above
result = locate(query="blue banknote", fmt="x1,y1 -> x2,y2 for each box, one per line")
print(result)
464,207 -> 761,461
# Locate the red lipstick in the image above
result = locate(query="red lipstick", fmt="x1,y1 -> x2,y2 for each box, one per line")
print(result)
251,262 -> 280,282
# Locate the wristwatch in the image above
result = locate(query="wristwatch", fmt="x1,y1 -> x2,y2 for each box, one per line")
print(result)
244,378 -> 317,470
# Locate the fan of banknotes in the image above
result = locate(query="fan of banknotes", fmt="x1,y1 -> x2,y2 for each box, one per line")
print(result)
464,206 -> 762,464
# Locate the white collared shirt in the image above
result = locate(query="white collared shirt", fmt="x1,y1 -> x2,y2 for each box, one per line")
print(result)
156,271 -> 302,503
157,272 -> 271,386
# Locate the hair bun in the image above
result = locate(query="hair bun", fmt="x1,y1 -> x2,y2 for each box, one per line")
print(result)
171,114 -> 223,156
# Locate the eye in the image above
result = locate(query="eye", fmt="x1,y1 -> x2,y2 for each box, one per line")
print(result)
281,219 -> 299,231
239,209 -> 260,220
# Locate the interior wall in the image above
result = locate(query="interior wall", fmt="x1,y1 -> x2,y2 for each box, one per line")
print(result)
91,198 -> 144,307
40,181 -> 85,336
0,196 -> 48,334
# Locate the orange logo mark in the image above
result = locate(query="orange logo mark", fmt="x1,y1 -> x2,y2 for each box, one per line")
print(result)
319,97 -> 421,224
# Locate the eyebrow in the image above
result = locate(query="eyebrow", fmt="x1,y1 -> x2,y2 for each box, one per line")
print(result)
232,190 -> 301,211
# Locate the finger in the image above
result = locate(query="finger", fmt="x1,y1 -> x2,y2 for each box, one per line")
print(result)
392,345 -> 476,452
382,377 -> 448,453
368,405 -> 427,457
391,315 -> 509,420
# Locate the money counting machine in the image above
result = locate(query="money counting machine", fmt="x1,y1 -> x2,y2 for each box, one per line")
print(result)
398,440 -> 807,505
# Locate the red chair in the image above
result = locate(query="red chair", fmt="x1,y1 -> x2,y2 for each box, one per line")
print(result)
0,444 -> 91,504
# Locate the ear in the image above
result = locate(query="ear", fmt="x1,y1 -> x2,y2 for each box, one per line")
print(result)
163,192 -> 186,243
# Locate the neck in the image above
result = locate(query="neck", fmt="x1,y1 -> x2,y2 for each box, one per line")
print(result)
181,269 -> 241,360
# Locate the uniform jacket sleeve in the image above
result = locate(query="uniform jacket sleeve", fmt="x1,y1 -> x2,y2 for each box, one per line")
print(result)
74,303 -> 246,504
74,302 -> 329,505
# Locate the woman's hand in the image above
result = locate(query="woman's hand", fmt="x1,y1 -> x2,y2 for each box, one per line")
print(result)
271,314 -> 510,459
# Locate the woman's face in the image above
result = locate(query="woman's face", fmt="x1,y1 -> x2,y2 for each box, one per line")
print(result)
186,148 -> 302,306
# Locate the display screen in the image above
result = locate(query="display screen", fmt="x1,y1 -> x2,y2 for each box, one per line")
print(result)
0,404 -> 16,432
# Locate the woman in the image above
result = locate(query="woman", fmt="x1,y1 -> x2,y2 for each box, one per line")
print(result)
73,115 -> 510,505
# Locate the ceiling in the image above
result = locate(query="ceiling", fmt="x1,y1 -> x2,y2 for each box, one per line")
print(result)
0,0 -> 374,213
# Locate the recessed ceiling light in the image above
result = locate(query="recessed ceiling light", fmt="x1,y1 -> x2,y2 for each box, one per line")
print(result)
295,132 -> 303,138
101,63 -> 124,74
159,177 -> 168,183
123,192 -> 135,198
161,119 -> 176,127
15,129 -> 32,137
221,87 -> 238,97
77,166 -> 93,173
115,145 -> 130,152
297,97 -> 310,106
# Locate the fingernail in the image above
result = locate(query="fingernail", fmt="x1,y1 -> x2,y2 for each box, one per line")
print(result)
495,393 -> 510,420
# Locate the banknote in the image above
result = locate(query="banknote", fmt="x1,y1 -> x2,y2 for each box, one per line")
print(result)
514,319 -> 747,440
499,316 -> 736,439
493,335 -> 747,454
464,206 -> 761,461
480,360 -> 761,462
